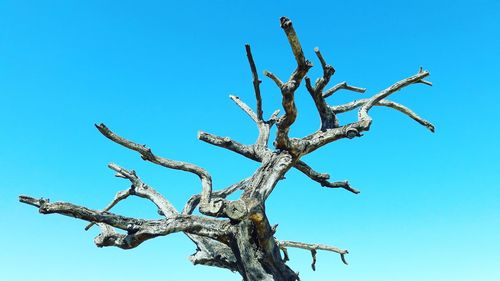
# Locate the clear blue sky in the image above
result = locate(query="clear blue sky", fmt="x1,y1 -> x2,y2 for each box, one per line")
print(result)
1,0 -> 498,280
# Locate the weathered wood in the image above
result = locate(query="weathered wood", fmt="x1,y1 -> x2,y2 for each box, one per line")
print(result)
19,16 -> 434,281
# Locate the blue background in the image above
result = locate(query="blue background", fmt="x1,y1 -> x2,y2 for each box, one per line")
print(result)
1,0 -> 498,280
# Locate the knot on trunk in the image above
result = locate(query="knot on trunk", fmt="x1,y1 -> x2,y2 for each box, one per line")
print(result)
225,200 -> 248,221
199,199 -> 248,221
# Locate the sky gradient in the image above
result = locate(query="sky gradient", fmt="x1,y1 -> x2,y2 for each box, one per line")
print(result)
1,0 -> 499,280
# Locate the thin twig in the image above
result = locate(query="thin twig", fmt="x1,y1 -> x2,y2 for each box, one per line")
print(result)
230,95 -> 258,122
245,44 -> 263,120
323,82 -> 366,98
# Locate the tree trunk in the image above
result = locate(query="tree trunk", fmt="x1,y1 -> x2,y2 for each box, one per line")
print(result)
232,219 -> 298,281
232,152 -> 298,281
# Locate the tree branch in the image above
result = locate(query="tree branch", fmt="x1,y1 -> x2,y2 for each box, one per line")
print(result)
302,69 -> 432,155
312,47 -> 335,93
110,163 -> 177,213
198,132 -> 356,194
304,47 -> 339,130
277,240 -> 349,268
323,82 -> 367,98
197,131 -> 261,161
332,98 -> 435,132
84,189 -> 131,231
245,44 -> 263,121
358,68 -> 431,122
19,195 -> 147,231
93,222 -> 157,249
93,223 -> 135,249
97,223 -> 239,269
85,163 -> 178,230
264,70 -> 284,88
302,120 -> 368,155
95,123 -> 218,215
183,178 -> 250,215
200,93 -> 281,154
319,180 -> 359,194
80,166 -> 238,268
279,16 -> 312,82
294,161 -> 360,194
20,195 -> 231,242
230,95 -> 259,123
228,95 -> 277,148
269,17 -> 313,151
188,236 -> 239,271
294,160 -> 330,181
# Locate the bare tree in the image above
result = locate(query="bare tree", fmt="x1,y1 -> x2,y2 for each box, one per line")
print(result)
20,17 -> 433,281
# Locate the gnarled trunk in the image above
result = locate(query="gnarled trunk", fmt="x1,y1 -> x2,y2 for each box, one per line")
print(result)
233,152 -> 297,280
232,219 -> 297,281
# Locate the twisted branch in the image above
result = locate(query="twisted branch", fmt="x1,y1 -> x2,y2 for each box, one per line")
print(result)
267,17 -> 313,151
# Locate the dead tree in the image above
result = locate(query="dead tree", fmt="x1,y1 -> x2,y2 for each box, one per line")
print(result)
20,17 -> 434,281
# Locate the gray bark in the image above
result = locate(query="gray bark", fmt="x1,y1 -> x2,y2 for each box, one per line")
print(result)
19,16 -> 434,280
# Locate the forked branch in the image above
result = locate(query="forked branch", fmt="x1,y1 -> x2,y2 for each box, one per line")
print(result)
228,95 -> 278,148
85,163 -> 178,231
19,196 -> 231,243
84,189 -> 131,231
304,47 -> 338,130
332,98 -> 435,132
199,130 -> 358,194
95,124 -> 221,216
303,68 -> 433,155
358,68 -> 431,122
305,47 -> 367,131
